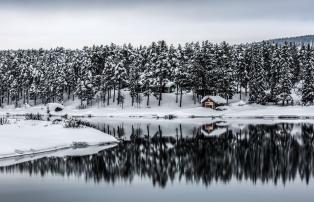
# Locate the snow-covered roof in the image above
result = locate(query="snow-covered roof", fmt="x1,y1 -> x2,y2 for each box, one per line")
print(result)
201,96 -> 227,104
201,128 -> 227,137
165,81 -> 175,88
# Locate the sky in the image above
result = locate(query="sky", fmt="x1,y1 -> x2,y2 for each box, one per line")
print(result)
0,0 -> 314,49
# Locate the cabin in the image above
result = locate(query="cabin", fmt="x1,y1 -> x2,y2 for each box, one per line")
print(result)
201,95 -> 227,109
164,82 -> 176,93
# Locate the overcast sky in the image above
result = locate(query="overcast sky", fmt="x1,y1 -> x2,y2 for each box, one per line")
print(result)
0,0 -> 314,49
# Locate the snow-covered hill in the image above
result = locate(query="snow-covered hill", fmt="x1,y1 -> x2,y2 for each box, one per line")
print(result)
268,35 -> 314,46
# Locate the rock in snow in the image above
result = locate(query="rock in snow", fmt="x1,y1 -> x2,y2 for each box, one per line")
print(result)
47,103 -> 65,112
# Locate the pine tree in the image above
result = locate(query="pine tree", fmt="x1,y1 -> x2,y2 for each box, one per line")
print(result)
215,42 -> 235,103
272,44 -> 293,105
301,46 -> 314,105
174,44 -> 190,107
129,51 -> 141,107
248,45 -> 267,104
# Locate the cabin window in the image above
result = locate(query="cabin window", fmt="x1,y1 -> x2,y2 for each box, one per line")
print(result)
205,101 -> 214,108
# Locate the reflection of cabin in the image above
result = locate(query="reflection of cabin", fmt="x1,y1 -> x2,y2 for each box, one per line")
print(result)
203,123 -> 215,133
201,96 -> 227,109
201,123 -> 227,137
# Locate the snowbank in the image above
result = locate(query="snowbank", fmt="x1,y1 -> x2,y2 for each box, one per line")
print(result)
0,119 -> 118,158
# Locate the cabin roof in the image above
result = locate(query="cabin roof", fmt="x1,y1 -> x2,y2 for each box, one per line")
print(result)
201,128 -> 227,137
165,81 -> 175,88
201,96 -> 227,105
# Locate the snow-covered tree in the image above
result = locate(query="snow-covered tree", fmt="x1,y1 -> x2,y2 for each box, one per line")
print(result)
301,45 -> 314,105
248,45 -> 267,104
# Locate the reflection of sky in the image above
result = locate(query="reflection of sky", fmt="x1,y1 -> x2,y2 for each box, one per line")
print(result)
0,0 -> 314,49
0,173 -> 313,202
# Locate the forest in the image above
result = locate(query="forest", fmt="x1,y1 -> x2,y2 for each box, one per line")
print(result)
0,40 -> 313,108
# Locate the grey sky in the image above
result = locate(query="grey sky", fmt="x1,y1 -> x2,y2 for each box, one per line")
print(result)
0,0 -> 313,49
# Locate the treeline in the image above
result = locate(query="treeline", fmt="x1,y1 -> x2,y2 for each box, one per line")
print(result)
0,40 -> 313,107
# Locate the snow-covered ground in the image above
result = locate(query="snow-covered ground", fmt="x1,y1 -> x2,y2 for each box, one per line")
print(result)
0,119 -> 118,159
0,91 -> 313,119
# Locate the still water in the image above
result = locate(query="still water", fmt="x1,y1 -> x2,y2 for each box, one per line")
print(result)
1,118 -> 314,202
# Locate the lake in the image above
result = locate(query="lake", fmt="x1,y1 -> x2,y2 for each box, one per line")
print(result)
1,117 -> 314,202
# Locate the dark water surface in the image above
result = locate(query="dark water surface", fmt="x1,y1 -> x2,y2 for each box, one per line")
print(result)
1,118 -> 314,202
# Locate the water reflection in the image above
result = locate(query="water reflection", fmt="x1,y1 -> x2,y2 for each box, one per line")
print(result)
1,121 -> 314,188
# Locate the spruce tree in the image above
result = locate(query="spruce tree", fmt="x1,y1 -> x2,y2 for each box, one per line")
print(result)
301,46 -> 314,105
248,46 -> 267,104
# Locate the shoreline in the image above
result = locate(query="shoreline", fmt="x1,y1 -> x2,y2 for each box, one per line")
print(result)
2,104 -> 314,120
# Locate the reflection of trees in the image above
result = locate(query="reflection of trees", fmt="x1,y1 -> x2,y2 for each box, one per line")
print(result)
1,123 -> 314,187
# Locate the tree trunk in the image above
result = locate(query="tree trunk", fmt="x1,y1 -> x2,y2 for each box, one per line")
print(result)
147,124 -> 150,139
131,96 -> 134,107
158,125 -> 162,138
23,90 -> 26,104
136,93 -> 139,108
15,94 -> 18,108
117,80 -> 121,105
179,124 -> 183,139
146,94 -> 150,106
113,85 -> 116,103
26,89 -> 29,104
7,91 -> 9,105
239,86 -> 242,100
107,89 -> 110,106
158,91 -> 162,106
176,84 -> 179,103
179,88 -> 183,107
103,89 -> 106,105
68,88 -> 71,100
1,91 -> 3,106
158,80 -> 162,106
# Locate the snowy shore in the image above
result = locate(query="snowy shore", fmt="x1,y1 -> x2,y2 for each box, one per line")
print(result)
1,103 -> 314,119
0,92 -> 313,119
0,119 -> 118,159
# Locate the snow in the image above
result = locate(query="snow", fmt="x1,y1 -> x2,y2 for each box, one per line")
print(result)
230,100 -> 246,106
0,119 -> 118,158
1,92 -> 314,119
201,95 -> 227,105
